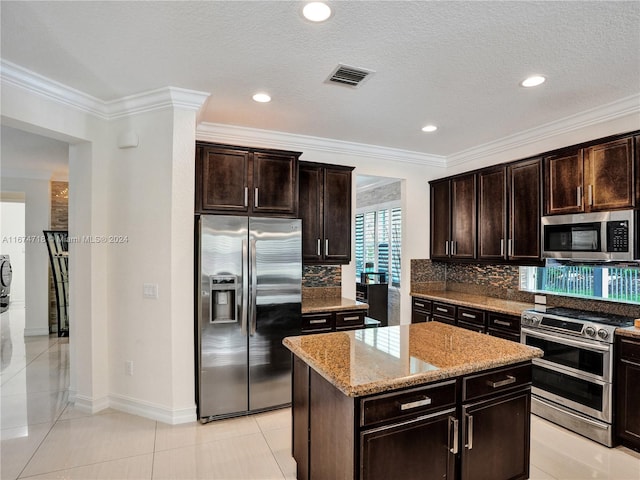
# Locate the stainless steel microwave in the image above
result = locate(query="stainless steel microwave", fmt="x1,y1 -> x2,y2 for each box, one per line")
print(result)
541,210 -> 636,261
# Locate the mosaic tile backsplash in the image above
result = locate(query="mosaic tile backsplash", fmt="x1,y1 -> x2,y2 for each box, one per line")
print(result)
302,265 -> 342,299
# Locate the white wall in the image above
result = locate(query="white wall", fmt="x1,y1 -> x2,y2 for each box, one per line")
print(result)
0,176 -> 50,334
0,200 -> 26,304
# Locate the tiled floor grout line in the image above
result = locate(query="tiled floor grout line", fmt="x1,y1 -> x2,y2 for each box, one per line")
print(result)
150,420 -> 157,480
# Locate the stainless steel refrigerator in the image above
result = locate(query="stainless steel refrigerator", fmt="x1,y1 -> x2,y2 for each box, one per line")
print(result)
196,215 -> 302,421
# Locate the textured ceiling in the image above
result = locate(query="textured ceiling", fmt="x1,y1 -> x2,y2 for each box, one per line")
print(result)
1,1 -> 639,156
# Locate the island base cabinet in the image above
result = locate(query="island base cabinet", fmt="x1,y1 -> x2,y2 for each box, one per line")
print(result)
361,410 -> 456,480
461,389 -> 531,480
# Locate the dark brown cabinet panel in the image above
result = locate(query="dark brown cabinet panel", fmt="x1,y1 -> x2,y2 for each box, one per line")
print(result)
299,162 -> 354,265
478,167 -> 507,260
411,297 -> 432,323
545,149 -> 584,215
451,175 -> 477,259
616,336 -> 640,451
585,137 -> 634,211
509,158 -> 541,260
301,309 -> 365,334
195,142 -> 300,216
431,180 -> 451,259
544,135 -> 635,215
430,174 -> 476,260
461,389 -> 531,480
198,145 -> 250,213
361,411 -> 456,480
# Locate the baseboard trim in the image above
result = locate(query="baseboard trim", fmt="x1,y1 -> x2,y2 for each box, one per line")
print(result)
74,393 -> 110,414
109,393 -> 197,425
24,326 -> 51,337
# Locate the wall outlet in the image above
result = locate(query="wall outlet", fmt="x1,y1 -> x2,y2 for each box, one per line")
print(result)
143,283 -> 158,299
534,294 -> 547,305
125,360 -> 134,376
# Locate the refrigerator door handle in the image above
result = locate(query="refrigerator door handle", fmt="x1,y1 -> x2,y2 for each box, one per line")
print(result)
250,238 -> 258,336
241,239 -> 248,336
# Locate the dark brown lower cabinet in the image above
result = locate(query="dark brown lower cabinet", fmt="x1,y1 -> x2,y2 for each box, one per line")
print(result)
461,390 -> 531,480
292,356 -> 532,480
361,410 -> 456,480
616,335 -> 640,451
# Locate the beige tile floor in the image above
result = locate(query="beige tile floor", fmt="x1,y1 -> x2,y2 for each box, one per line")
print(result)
2,305 -> 640,479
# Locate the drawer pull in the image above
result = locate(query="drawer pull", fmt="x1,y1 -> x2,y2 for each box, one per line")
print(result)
415,302 -> 425,308
309,319 -> 327,324
461,312 -> 477,319
488,375 -> 516,388
435,307 -> 448,313
397,396 -> 432,411
449,417 -> 459,454
493,319 -> 511,327
343,316 -> 360,321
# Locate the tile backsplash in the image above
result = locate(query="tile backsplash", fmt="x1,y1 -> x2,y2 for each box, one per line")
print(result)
410,259 -> 640,317
302,265 -> 342,299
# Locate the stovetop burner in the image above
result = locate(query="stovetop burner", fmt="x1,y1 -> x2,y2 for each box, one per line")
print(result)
543,307 -> 635,327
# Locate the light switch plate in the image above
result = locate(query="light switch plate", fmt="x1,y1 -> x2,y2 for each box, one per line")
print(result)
143,283 -> 158,299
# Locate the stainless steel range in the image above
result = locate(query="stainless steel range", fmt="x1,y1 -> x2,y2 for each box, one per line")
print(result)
521,307 -> 634,446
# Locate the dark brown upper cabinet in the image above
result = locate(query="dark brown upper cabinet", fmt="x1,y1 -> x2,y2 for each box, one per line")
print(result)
544,136 -> 634,215
299,161 -> 354,265
430,174 -> 476,260
195,142 -> 300,217
478,167 -> 507,260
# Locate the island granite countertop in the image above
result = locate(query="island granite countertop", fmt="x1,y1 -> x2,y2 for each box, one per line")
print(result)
411,290 -> 534,317
301,297 -> 368,315
283,322 -> 542,397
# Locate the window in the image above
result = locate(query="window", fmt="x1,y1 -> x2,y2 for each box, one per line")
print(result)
520,265 -> 640,304
355,206 -> 402,286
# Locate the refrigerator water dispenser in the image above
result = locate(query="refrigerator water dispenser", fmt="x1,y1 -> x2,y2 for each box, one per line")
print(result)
209,275 -> 238,323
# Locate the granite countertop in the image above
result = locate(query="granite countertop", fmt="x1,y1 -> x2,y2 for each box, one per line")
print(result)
616,326 -> 640,339
411,290 -> 534,317
302,297 -> 368,314
283,322 -> 542,397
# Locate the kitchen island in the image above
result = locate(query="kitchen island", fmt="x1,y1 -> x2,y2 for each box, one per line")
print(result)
284,322 -> 543,480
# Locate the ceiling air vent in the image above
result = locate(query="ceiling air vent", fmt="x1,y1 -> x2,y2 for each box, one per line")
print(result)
326,64 -> 375,88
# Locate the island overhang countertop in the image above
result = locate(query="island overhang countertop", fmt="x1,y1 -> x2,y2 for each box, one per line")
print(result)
284,322 -> 543,397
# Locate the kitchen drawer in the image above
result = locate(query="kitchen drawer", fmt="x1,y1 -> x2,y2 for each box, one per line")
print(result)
458,320 -> 484,333
433,315 -> 456,326
457,307 -> 485,326
487,328 -> 520,343
462,363 -> 531,402
618,336 -> 640,364
335,310 -> 365,330
360,380 -> 457,428
487,313 -> 520,335
432,302 -> 455,318
412,297 -> 432,312
302,312 -> 334,332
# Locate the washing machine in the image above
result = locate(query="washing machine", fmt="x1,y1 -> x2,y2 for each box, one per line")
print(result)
0,255 -> 12,313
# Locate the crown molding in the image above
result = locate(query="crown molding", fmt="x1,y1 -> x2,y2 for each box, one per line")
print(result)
447,93 -> 640,167
1,59 -> 210,120
196,122 -> 447,167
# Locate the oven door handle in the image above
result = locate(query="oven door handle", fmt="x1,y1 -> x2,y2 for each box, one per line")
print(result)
521,327 -> 611,353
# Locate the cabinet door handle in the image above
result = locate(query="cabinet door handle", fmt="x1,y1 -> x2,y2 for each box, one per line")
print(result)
465,414 -> 473,450
397,396 -> 432,411
449,417 -> 459,454
493,319 -> 511,327
577,186 -> 582,207
445,241 -> 449,255
508,238 -> 513,256
254,187 -> 259,207
461,312 -> 477,319
500,239 -> 504,256
244,187 -> 248,207
325,239 -> 329,255
309,319 -> 327,324
317,238 -> 321,256
487,375 -> 516,388
588,184 -> 593,206
435,307 -> 448,313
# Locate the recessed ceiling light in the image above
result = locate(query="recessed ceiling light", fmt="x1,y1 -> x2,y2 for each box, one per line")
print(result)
252,93 -> 271,103
521,75 -> 546,88
303,2 -> 332,22
421,125 -> 438,133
